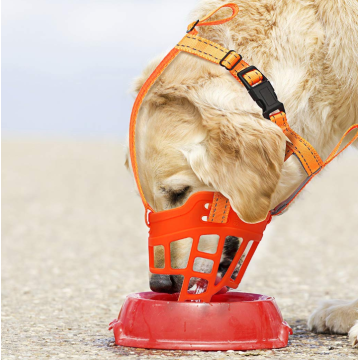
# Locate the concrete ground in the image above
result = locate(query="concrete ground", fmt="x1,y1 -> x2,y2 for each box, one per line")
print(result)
2,140 -> 358,359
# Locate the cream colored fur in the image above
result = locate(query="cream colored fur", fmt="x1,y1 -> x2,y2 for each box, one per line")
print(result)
126,0 -> 358,345
309,300 -> 358,346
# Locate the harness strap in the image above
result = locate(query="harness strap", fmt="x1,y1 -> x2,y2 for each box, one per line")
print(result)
129,48 -> 181,217
269,112 -> 324,175
271,124 -> 358,215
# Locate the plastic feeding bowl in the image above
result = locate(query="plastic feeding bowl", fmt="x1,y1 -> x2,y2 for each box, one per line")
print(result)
109,292 -> 292,350
109,192 -> 292,350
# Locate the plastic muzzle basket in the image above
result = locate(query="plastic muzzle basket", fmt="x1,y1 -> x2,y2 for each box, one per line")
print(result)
148,191 -> 271,302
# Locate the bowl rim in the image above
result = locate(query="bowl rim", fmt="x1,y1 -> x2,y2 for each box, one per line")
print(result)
126,291 -> 274,304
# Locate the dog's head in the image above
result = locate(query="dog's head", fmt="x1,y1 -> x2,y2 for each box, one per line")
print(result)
126,52 -> 288,293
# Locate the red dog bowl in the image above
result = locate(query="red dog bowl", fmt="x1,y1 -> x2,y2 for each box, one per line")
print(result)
109,291 -> 292,350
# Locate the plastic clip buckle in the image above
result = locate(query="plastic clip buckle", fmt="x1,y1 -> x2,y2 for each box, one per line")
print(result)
237,66 -> 285,119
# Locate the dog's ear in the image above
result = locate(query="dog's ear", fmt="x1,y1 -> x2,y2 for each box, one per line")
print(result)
182,107 -> 286,223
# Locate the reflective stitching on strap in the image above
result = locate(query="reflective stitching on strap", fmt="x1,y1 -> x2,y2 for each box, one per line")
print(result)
270,112 -> 323,175
208,192 -> 230,223
272,125 -> 358,215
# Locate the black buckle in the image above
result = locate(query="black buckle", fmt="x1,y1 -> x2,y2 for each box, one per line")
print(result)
220,50 -> 242,71
237,65 -> 285,119
187,20 -> 199,33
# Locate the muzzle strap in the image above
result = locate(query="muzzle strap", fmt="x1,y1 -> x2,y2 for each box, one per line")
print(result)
129,2 -> 358,225
208,192 -> 231,223
176,35 -> 263,88
187,3 -> 239,32
175,34 -> 326,176
129,48 -> 181,216
271,124 -> 358,215
269,112 -> 324,176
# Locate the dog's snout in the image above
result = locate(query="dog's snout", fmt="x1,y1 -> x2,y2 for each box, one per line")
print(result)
150,274 -> 174,293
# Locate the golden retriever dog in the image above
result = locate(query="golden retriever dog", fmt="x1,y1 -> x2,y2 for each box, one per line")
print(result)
125,0 -> 358,345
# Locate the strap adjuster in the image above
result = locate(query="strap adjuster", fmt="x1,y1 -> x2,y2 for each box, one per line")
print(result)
237,65 -> 285,119
187,20 -> 199,33
220,50 -> 242,71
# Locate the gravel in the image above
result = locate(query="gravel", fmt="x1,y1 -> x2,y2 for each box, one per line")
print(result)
2,140 -> 358,359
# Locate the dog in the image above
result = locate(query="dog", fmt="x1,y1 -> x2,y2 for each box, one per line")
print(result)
125,0 -> 358,345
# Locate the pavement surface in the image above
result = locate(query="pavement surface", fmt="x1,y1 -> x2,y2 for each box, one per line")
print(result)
2,139 -> 358,359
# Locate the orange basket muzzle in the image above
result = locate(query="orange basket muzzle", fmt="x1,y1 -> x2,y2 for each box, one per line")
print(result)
148,191 -> 271,302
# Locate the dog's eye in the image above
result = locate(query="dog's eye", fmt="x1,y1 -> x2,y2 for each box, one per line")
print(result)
169,186 -> 191,204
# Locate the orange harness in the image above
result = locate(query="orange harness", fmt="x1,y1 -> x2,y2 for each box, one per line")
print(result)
129,3 -> 358,301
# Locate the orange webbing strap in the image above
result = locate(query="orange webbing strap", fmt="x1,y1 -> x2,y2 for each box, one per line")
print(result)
176,34 -> 263,87
208,192 -> 231,223
270,112 -> 323,176
284,146 -> 294,161
324,124 -> 358,165
187,3 -> 239,32
271,124 -> 358,215
129,48 -> 181,218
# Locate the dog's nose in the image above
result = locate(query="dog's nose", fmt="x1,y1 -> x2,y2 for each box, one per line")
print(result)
150,274 -> 174,293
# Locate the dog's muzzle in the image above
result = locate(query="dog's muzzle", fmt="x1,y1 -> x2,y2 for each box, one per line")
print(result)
148,191 -> 271,302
